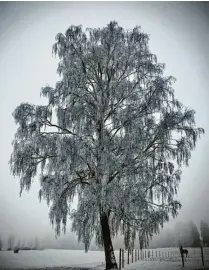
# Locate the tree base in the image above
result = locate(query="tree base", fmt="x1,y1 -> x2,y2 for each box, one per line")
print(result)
105,261 -> 118,270
100,212 -> 118,270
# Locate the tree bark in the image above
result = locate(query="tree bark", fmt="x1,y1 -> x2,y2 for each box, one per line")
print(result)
100,212 -> 118,269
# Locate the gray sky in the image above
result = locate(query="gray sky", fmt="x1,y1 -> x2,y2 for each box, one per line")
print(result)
0,1 -> 209,242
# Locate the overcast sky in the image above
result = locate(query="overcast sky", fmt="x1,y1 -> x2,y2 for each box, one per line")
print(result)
0,1 -> 209,243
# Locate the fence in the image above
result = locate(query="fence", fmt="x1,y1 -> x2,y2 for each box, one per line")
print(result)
179,247 -> 209,268
118,247 -> 209,269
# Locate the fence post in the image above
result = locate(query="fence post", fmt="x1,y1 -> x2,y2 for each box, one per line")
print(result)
132,249 -> 133,263
201,246 -> 204,266
122,249 -> 124,268
180,248 -> 184,268
119,248 -> 122,270
181,254 -> 185,268
127,249 -> 129,264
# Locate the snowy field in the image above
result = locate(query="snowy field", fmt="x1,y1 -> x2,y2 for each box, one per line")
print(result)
0,249 -> 107,269
0,248 -> 209,270
123,260 -> 209,270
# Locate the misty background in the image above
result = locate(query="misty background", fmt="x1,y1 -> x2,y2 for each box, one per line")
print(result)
0,1 -> 209,250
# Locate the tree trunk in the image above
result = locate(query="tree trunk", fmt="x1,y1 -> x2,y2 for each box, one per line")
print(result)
100,212 -> 118,269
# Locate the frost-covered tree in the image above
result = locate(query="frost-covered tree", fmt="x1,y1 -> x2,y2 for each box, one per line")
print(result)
10,22 -> 204,269
200,220 -> 209,246
0,235 -> 3,251
17,239 -> 21,248
7,235 -> 15,250
33,237 -> 40,250
21,238 -> 26,249
189,221 -> 200,247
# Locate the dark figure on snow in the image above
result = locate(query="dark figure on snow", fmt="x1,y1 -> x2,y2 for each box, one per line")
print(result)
180,245 -> 188,257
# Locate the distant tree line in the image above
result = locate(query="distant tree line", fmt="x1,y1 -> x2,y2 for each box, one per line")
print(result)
148,219 -> 209,248
1,219 -> 208,251
0,235 -> 42,251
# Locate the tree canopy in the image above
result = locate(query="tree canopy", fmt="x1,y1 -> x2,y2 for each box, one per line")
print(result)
10,21 -> 204,269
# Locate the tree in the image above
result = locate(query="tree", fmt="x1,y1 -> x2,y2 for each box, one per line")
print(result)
189,221 -> 200,247
152,228 -> 176,248
0,235 -> 3,251
200,220 -> 209,246
10,22 -> 204,269
28,239 -> 33,249
21,238 -> 26,249
177,221 -> 191,247
17,239 -> 21,248
174,220 -> 200,247
33,237 -> 40,250
7,235 -> 15,250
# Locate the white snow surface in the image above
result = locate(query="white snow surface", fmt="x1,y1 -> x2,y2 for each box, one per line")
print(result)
0,249 -> 107,269
122,260 -> 208,270
0,248 -> 208,270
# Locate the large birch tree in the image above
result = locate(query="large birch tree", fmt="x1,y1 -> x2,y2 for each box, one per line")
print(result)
10,22 -> 204,269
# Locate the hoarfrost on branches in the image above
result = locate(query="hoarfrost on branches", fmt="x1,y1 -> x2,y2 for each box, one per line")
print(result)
10,21 -> 204,267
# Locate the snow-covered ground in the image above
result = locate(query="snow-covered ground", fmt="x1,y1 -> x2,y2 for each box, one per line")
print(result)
122,260 -> 209,270
0,249 -> 107,269
0,248 -> 208,270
